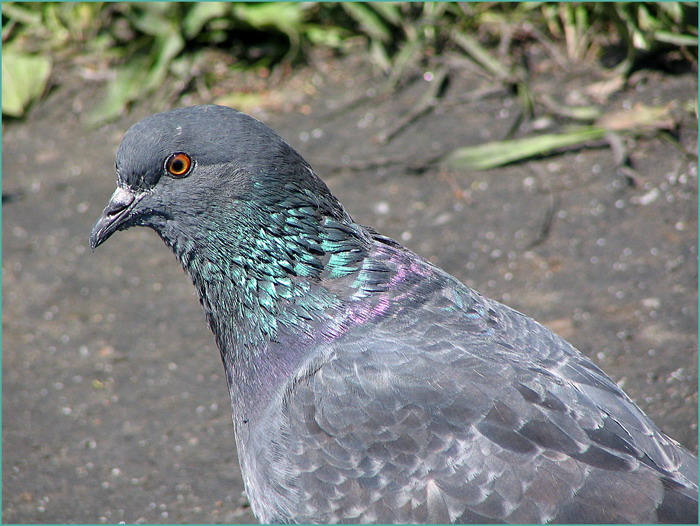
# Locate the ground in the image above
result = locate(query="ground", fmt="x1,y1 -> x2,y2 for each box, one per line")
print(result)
2,47 -> 697,523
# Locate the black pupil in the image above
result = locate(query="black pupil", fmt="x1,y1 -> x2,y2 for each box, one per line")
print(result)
172,158 -> 184,172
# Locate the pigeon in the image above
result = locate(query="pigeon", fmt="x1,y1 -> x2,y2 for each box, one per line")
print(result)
90,105 -> 698,524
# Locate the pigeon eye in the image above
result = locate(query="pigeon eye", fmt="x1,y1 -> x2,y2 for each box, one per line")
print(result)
165,152 -> 193,178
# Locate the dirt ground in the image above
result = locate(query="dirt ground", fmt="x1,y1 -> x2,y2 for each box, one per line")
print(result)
3,46 -> 698,523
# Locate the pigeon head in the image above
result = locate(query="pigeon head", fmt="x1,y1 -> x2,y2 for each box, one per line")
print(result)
91,105 -> 369,357
90,105 -> 344,253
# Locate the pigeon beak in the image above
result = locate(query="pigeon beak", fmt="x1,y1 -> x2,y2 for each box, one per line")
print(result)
90,186 -> 141,250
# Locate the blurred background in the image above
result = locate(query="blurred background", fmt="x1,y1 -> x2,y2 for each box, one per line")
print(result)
4,2 -> 698,127
3,2 -> 698,523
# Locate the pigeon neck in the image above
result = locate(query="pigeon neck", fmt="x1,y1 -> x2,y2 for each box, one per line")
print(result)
161,197 -> 372,368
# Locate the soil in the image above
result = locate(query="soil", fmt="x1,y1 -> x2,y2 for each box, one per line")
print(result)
3,45 -> 697,524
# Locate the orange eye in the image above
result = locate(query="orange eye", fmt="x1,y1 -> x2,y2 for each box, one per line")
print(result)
165,152 -> 192,178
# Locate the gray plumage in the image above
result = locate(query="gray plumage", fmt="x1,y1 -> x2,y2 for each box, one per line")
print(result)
91,105 -> 698,523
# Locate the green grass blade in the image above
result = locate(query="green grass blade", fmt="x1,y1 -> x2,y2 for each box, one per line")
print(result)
444,126 -> 607,170
371,2 -> 402,26
183,2 -> 230,39
2,48 -> 52,117
654,30 -> 698,47
450,30 -> 516,82
342,3 -> 392,43
86,56 -> 150,125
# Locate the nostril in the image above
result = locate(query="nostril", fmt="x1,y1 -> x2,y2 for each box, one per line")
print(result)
106,187 -> 135,212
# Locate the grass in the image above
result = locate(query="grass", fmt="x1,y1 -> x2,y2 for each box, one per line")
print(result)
2,2 -> 697,167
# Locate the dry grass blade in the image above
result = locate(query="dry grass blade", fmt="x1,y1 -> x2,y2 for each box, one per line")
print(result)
377,66 -> 448,144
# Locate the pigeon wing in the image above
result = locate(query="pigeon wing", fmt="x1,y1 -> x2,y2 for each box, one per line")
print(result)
249,273 -> 697,524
